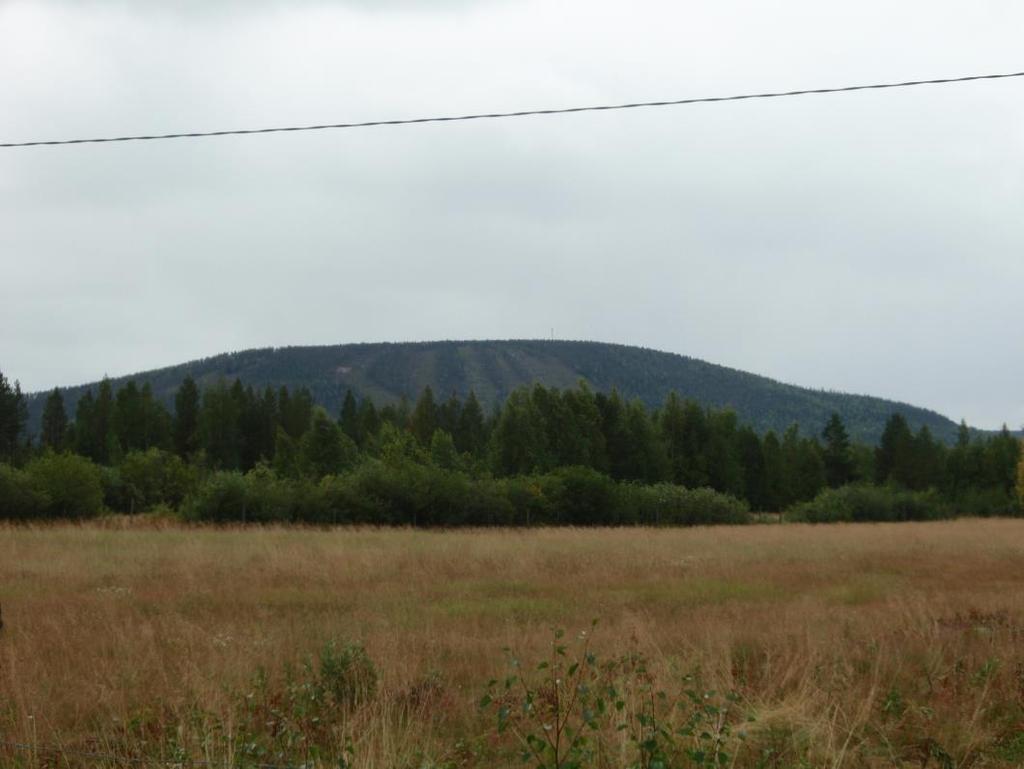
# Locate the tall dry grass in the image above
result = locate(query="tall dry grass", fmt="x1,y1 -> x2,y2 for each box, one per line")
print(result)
1,520 -> 1023,767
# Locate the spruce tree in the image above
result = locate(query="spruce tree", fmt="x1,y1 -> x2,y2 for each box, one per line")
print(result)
736,426 -> 765,509
113,381 -> 144,452
706,409 -> 744,497
73,390 -> 98,460
455,390 -> 486,455
821,412 -> 853,488
876,413 -> 913,486
490,387 -> 549,475
760,431 -> 785,513
356,397 -> 381,447
40,388 -> 68,451
437,392 -> 461,437
0,370 -> 27,461
659,392 -> 688,485
173,375 -> 201,458
339,389 -> 360,443
92,378 -> 116,465
300,408 -> 355,478
139,383 -> 171,450
410,386 -> 438,446
199,380 -> 242,470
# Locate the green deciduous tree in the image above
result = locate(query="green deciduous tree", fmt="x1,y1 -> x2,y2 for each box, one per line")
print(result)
25,452 -> 104,518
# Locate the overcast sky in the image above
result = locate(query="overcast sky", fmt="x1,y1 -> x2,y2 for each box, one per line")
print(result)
1,1 -> 1022,428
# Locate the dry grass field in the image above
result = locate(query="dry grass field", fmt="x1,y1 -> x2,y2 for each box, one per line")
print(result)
2,519 -> 1024,768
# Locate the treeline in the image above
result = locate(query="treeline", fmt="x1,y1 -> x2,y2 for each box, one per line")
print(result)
0,368 -> 1021,524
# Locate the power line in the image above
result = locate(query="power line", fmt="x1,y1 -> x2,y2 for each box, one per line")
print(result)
2,69 -> 1022,149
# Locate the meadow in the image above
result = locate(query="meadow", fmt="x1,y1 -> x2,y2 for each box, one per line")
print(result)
2,520 -> 1024,768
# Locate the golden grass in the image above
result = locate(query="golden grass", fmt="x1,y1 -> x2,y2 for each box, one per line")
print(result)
2,519 -> 1024,767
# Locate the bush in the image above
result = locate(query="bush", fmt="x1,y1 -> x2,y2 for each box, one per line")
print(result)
617,483 -> 750,526
953,486 -> 1020,518
318,641 -> 377,707
182,465 -> 321,523
179,462 -> 753,528
119,449 -> 197,512
330,460 -> 512,527
789,484 -> 951,523
180,471 -> 249,522
545,466 -> 619,525
0,463 -> 50,519
23,452 -> 104,519
501,475 -> 559,526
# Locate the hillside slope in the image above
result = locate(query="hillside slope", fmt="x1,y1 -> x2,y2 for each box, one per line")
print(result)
26,340 -> 965,444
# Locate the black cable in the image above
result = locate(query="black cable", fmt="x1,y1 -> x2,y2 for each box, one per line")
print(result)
2,70 -> 1022,149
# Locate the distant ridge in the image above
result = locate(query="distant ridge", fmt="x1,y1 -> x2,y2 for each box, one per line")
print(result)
26,340 -> 968,444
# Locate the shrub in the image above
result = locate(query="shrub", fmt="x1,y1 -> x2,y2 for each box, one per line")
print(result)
616,483 -> 750,526
789,484 -> 951,523
24,452 -> 104,519
481,626 -> 744,769
0,463 -> 50,519
119,448 -> 196,512
318,471 -> 383,525
954,486 -> 1020,517
100,466 -> 127,512
181,465 -> 322,523
545,466 -> 619,525
318,640 -> 377,707
180,471 -> 249,522
501,475 -> 559,526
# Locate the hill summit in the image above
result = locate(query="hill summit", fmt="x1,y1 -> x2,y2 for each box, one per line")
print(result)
28,340 -> 963,444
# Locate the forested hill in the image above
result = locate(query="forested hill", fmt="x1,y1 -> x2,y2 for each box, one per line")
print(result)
26,340 -> 965,444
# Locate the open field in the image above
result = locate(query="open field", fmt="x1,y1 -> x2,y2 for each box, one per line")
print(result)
2,520 -> 1024,768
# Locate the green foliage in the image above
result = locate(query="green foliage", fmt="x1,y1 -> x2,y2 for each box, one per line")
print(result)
788,484 -> 951,523
950,486 -> 1019,517
118,448 -> 196,512
410,385 -> 439,446
546,466 -> 619,526
0,463 -> 49,519
618,484 -> 751,526
1017,454 -> 1024,512
316,640 -> 378,707
298,407 -> 357,478
339,388 -> 360,443
113,381 -> 172,454
181,465 -> 320,524
821,412 -> 853,488
39,388 -> 68,451
235,640 -> 372,767
172,374 -> 201,458
0,369 -> 27,462
180,470 -> 249,522
481,625 -> 744,769
429,428 -> 461,470
9,357 -> 1023,524
23,452 -> 104,519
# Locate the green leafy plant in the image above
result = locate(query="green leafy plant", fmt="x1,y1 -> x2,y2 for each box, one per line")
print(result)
480,625 -> 745,769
